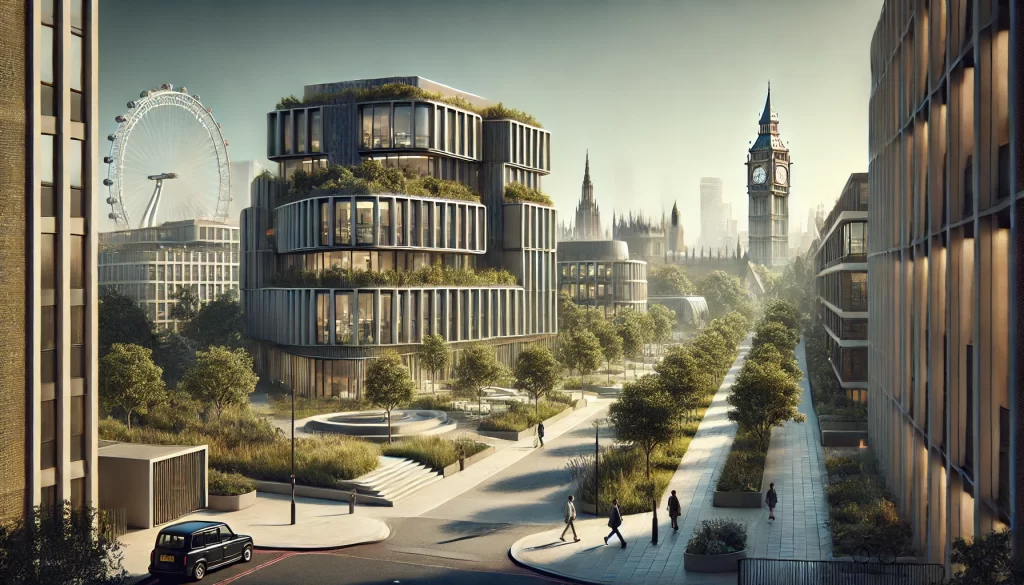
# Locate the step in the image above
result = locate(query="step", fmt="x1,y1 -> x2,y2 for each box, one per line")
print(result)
355,459 -> 417,485
385,473 -> 444,501
379,470 -> 439,499
372,463 -> 435,493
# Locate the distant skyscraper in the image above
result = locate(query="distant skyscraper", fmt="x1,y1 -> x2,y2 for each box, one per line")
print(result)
229,160 -> 263,224
667,202 -> 685,258
746,84 -> 791,267
571,151 -> 602,240
699,178 -> 725,250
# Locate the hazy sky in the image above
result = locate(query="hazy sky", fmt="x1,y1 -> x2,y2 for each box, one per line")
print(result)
99,0 -> 882,242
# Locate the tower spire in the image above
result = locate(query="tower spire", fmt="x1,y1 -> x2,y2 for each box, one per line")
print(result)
758,82 -> 778,127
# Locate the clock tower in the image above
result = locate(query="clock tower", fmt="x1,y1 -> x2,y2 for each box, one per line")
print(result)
746,84 -> 790,267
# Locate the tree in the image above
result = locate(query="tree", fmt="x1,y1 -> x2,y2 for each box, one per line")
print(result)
98,288 -> 155,356
152,331 -> 197,388
453,343 -> 507,417
647,264 -> 696,296
615,314 -> 645,378
364,351 -> 416,443
761,298 -> 802,334
648,304 -> 676,354
513,346 -> 561,414
746,343 -> 802,383
609,375 -> 678,479
179,346 -> 259,419
558,328 -> 603,378
655,345 -> 710,422
948,529 -> 1024,585
99,343 -> 165,430
418,334 -> 451,394
691,328 -> 731,381
589,317 -> 623,383
752,320 -> 799,354
726,359 -> 806,451
168,286 -> 201,322
698,270 -> 753,320
558,291 -> 585,332
0,501 -> 128,585
182,289 -> 244,350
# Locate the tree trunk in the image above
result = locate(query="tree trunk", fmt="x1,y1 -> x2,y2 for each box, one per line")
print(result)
607,360 -> 611,384
535,396 -> 539,416
478,390 -> 482,419
645,449 -> 651,480
126,409 -> 133,431
387,409 -> 393,444
432,371 -> 436,394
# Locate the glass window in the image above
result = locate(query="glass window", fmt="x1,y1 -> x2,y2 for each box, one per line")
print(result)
41,234 -> 56,289
70,33 -> 83,92
335,293 -> 352,344
319,201 -> 330,246
395,201 -> 405,246
446,110 -> 456,152
361,107 -> 373,148
70,188 -> 84,217
449,206 -> 457,248
467,117 -> 475,158
42,0 -> 55,25
40,135 -> 54,185
380,292 -> 392,344
267,114 -> 277,155
457,112 -> 465,156
41,306 -> 56,351
41,400 -> 56,469
71,396 -> 85,462
373,104 -> 390,149
71,305 -> 84,346
70,236 -> 84,288
335,200 -> 351,245
41,25 -> 54,85
379,200 -> 391,246
296,110 -> 306,153
157,534 -> 186,549
316,293 -> 329,344
358,293 -> 374,344
70,139 -> 84,188
433,203 -> 442,247
356,201 -> 374,245
41,83 -> 55,117
41,185 -> 56,217
393,104 -> 412,148
283,112 -> 292,154
70,0 -> 83,34
310,110 -> 321,153
352,251 -> 371,271
414,104 -> 431,148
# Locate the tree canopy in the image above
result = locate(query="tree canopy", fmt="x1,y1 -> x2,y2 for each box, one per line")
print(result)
453,343 -> 507,416
513,346 -> 562,414
152,331 -> 197,388
168,286 -> 201,322
364,351 -> 416,443
418,334 -> 452,394
746,343 -> 802,383
609,375 -> 679,478
698,270 -> 753,320
648,264 -> 696,296
182,290 -> 244,350
179,346 -> 259,419
558,291 -> 586,332
98,288 -> 155,356
558,328 -> 603,377
648,303 -> 676,347
589,317 -> 623,382
761,298 -> 802,334
655,345 -> 712,421
726,359 -> 805,451
752,320 -> 799,354
99,343 -> 166,430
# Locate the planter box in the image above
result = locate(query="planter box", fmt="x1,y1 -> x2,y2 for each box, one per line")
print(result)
208,490 -> 257,512
819,421 -> 868,432
820,430 -> 868,447
683,549 -> 747,573
712,491 -> 762,508
441,445 -> 496,477
477,404 -> 579,441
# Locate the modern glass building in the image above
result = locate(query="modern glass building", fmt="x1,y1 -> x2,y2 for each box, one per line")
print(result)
556,240 -> 647,316
867,0 -> 1021,567
242,77 -> 557,398
0,0 -> 99,519
814,173 -> 869,404
99,220 -> 241,330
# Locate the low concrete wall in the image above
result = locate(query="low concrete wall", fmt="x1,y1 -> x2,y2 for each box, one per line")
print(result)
712,491 -> 762,508
819,421 -> 867,432
441,445 -> 496,477
476,400 -> 586,442
821,430 -> 868,447
208,490 -> 257,512
253,480 -> 393,507
683,549 -> 747,573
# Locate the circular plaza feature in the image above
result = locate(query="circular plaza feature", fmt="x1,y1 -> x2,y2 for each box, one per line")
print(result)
305,409 -> 455,442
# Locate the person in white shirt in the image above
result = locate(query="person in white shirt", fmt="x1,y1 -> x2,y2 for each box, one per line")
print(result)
560,495 -> 581,542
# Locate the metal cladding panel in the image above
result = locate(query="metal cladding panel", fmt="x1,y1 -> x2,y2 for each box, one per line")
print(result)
322,104 -> 361,167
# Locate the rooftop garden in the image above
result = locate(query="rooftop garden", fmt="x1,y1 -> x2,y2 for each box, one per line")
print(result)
504,182 -> 554,207
276,82 -> 542,127
272,263 -> 519,288
278,161 -> 480,206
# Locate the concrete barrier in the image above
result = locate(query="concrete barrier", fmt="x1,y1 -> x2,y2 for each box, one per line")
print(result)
441,445 -> 496,477
684,549 -> 747,573
712,490 -> 763,508
253,480 -> 393,507
208,490 -> 257,512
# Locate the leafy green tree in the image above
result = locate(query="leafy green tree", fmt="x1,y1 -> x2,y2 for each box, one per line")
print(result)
152,331 -> 197,388
691,328 -> 732,378
168,286 -> 201,322
948,529 -> 1024,585
609,375 -> 678,479
615,313 -> 645,377
0,501 -> 128,585
698,270 -> 753,320
179,346 -> 259,419
98,288 -> 155,356
719,312 -> 751,344
364,350 -> 416,443
752,320 -> 799,354
418,334 -> 451,394
655,345 -> 710,422
648,304 -> 676,353
513,346 -> 561,415
182,289 -> 244,350
589,317 -> 623,383
726,359 -> 806,451
761,298 -> 802,334
746,342 -> 802,383
99,343 -> 165,430
647,264 -> 696,296
558,291 -> 586,332
453,343 -> 507,417
558,328 -> 603,378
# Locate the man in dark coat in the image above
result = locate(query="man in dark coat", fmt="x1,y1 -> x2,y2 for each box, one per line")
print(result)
766,482 -> 778,520
537,422 -> 545,447
603,498 -> 627,548
667,490 -> 681,532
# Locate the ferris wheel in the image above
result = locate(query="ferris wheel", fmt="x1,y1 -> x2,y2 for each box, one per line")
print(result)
104,83 -> 231,229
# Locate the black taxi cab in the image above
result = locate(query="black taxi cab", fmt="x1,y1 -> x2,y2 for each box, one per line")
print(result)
148,520 -> 253,582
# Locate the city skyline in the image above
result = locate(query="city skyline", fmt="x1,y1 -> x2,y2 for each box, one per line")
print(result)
98,0 -> 881,246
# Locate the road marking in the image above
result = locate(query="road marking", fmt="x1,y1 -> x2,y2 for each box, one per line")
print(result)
387,546 -> 482,562
208,551 -> 297,585
322,551 -> 571,583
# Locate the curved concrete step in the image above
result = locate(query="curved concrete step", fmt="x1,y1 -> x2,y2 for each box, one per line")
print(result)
373,463 -> 435,493
355,459 -> 417,486
384,473 -> 444,501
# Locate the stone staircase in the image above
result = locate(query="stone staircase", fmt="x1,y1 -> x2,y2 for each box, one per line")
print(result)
349,457 -> 444,503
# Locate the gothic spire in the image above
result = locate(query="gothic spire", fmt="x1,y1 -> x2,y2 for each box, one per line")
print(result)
758,82 -> 779,127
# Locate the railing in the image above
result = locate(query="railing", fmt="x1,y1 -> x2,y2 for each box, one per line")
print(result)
100,508 -> 128,540
739,558 -> 945,585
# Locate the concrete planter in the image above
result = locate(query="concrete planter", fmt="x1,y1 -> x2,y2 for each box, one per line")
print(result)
252,480 -> 392,507
477,403 -> 582,441
208,490 -> 256,512
820,430 -> 868,447
683,549 -> 747,573
712,490 -> 762,508
441,445 -> 496,477
819,421 -> 868,432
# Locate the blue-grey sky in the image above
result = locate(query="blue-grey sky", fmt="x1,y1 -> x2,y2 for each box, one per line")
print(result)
99,0 -> 882,243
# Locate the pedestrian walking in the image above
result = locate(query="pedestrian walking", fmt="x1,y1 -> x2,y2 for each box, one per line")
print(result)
537,422 -> 545,447
458,445 -> 466,471
560,495 -> 581,542
603,498 -> 627,548
667,490 -> 681,532
766,482 -> 778,520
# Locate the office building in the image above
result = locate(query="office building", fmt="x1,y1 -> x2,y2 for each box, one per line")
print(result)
699,177 -> 727,250
229,160 -> 263,222
867,0 -> 1022,566
746,85 -> 791,267
0,0 -> 99,518
557,240 -> 647,316
814,173 -> 868,403
242,77 -> 557,398
98,220 -> 241,330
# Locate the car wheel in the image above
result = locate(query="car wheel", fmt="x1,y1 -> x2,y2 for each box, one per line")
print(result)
243,545 -> 253,563
193,561 -> 206,581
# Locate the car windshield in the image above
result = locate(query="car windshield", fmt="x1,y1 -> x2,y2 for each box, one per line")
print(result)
157,533 -> 186,549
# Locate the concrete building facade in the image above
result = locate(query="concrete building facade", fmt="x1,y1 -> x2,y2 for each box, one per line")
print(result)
867,0 -> 1022,566
699,177 -> 727,250
814,173 -> 869,404
98,220 -> 241,330
557,240 -> 647,316
0,0 -> 99,518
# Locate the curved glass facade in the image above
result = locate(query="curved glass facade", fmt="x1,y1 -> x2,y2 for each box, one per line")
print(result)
557,259 -> 647,317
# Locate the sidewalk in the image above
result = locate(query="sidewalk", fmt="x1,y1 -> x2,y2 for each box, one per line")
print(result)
510,338 -> 834,584
118,493 -> 389,578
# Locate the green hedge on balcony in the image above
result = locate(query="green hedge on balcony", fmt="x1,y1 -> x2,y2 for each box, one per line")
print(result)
503,182 -> 553,207
273,263 -> 519,289
279,161 -> 480,206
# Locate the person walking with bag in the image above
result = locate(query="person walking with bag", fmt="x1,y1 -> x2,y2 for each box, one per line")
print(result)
537,422 -> 545,447
667,490 -> 681,532
603,498 -> 627,548
765,482 -> 778,521
560,495 -> 580,542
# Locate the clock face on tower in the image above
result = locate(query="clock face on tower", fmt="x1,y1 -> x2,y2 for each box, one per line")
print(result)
752,166 -> 767,185
775,165 -> 788,185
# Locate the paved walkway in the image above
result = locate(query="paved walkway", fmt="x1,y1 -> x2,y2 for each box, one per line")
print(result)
510,338 -> 832,584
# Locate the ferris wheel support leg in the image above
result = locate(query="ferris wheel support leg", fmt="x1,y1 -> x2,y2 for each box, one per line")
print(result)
141,179 -> 163,228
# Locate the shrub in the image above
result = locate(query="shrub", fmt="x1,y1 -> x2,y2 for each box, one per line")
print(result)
825,456 -> 862,481
825,478 -> 883,507
208,469 -> 256,496
267,395 -> 370,419
504,181 -> 553,206
715,431 -> 766,492
478,401 -> 566,432
381,436 -> 487,471
561,377 -> 586,390
406,393 -> 455,411
546,390 -> 575,406
273,263 -> 517,289
281,161 -> 481,204
824,452 -> 913,556
685,518 -> 748,555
